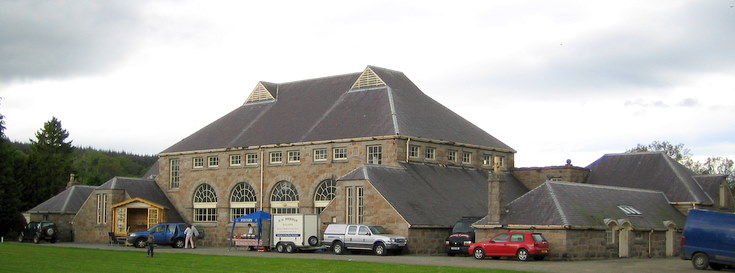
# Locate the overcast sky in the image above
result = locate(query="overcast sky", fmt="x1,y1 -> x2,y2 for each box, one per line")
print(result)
1,0 -> 734,167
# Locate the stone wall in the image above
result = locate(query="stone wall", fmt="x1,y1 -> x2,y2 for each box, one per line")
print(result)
407,227 -> 452,255
512,165 -> 589,190
73,189 -> 127,243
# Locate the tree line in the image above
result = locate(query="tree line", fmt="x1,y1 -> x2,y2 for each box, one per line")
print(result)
0,114 -> 156,236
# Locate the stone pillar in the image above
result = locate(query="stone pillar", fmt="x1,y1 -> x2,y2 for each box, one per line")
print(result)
488,164 -> 506,224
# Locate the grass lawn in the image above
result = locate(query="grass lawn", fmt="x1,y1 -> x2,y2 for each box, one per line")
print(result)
0,243 -> 529,273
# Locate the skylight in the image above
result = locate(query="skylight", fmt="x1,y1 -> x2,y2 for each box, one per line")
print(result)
618,205 -> 642,216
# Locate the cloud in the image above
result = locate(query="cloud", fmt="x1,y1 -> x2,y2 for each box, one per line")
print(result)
456,0 -> 735,98
0,1 -> 147,81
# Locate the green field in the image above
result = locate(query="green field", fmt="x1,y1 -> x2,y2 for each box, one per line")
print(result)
0,243 -> 528,273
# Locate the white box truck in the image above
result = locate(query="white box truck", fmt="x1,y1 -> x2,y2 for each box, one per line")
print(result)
271,214 -> 323,253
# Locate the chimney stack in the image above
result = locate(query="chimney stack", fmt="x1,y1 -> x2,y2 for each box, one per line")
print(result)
66,173 -> 78,189
488,164 -> 506,224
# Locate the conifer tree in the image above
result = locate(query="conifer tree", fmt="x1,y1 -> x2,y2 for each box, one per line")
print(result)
25,117 -> 73,208
0,108 -> 24,235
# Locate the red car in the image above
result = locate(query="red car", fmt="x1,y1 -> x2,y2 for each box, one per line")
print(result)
468,232 -> 550,261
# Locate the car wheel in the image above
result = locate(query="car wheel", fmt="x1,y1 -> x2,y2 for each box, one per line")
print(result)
692,252 -> 710,270
517,249 -> 529,261
173,238 -> 185,248
286,243 -> 295,253
33,234 -> 40,244
276,242 -> 285,253
374,242 -> 387,256
17,232 -> 24,243
50,238 -> 57,244
135,238 -> 147,248
473,248 -> 486,259
333,241 -> 345,255
308,236 -> 319,247
534,255 -> 545,261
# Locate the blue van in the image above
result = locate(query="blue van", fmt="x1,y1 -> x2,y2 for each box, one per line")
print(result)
681,209 -> 735,270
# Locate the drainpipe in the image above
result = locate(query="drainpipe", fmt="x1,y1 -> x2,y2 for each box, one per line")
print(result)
648,229 -> 653,258
406,138 -> 411,163
260,148 -> 264,211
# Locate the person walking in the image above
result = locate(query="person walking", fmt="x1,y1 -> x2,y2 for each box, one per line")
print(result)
184,224 -> 193,249
146,233 -> 155,257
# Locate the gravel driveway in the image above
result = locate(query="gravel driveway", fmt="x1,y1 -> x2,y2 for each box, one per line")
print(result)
39,242 -> 702,273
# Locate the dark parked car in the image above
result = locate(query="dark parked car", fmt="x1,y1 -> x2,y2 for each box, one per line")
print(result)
468,232 -> 550,261
127,223 -> 187,248
18,221 -> 58,244
444,217 -> 481,256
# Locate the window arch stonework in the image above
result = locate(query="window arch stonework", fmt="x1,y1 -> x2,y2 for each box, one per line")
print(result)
230,182 -> 257,221
314,179 -> 336,214
193,183 -> 218,222
270,180 -> 299,214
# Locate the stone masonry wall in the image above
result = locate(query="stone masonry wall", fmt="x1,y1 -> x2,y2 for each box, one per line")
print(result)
73,189 -> 127,243
512,166 -> 589,190
29,213 -> 75,242
407,228 -> 452,255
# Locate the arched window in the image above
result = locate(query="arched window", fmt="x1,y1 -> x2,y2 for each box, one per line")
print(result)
313,179 -> 336,214
193,184 -> 217,222
270,181 -> 299,214
230,182 -> 257,221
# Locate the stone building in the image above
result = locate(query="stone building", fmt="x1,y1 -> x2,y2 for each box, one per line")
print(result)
474,152 -> 734,260
26,182 -> 95,242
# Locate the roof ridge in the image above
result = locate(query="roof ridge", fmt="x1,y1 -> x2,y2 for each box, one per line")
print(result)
661,154 -> 710,203
386,87 -> 400,134
547,181 -> 665,194
273,71 -> 361,86
60,186 -> 74,212
545,183 -> 569,225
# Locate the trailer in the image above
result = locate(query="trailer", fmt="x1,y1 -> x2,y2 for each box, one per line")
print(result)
271,214 -> 324,253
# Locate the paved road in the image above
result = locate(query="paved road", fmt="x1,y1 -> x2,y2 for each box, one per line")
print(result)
36,242 -> 704,273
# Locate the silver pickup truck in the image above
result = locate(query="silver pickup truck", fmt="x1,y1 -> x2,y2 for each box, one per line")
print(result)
321,224 -> 407,255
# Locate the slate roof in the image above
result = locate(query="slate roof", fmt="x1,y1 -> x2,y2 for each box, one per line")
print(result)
97,177 -> 183,222
27,185 -> 96,213
162,66 -> 513,153
496,181 -> 685,229
585,152 -> 713,203
142,160 -> 160,179
693,174 -> 728,202
338,162 -> 528,227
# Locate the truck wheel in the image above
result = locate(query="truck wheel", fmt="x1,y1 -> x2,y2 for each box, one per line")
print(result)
692,252 -> 710,270
276,242 -> 285,253
285,243 -> 295,253
374,242 -> 387,256
173,238 -> 185,248
135,238 -> 147,248
308,236 -> 319,247
333,241 -> 345,255
17,232 -> 24,242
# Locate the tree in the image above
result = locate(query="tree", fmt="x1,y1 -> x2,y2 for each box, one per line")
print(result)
0,107 -> 25,236
24,117 -> 74,209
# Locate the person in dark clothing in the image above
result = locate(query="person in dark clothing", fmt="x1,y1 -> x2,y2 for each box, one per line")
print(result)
147,233 -> 155,257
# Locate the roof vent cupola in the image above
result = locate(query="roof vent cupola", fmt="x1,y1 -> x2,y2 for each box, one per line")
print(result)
350,67 -> 386,90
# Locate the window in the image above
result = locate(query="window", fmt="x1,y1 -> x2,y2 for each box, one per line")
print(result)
606,230 -> 616,244
288,151 -> 301,163
208,156 -> 219,167
462,152 -> 472,164
314,179 -> 336,214
618,205 -> 642,215
169,159 -> 180,188
270,151 -> 283,164
313,148 -> 328,161
448,150 -> 457,162
510,233 -> 525,242
96,193 -> 107,224
425,147 -> 436,160
230,183 -> 257,221
271,181 -> 299,214
346,186 -> 364,224
482,154 -> 492,166
367,145 -> 382,164
494,156 -> 505,168
193,157 -> 204,168
409,145 -> 420,158
492,233 -> 509,243
230,154 -> 242,166
333,148 -> 347,160
193,184 -> 218,222
246,153 -> 258,166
